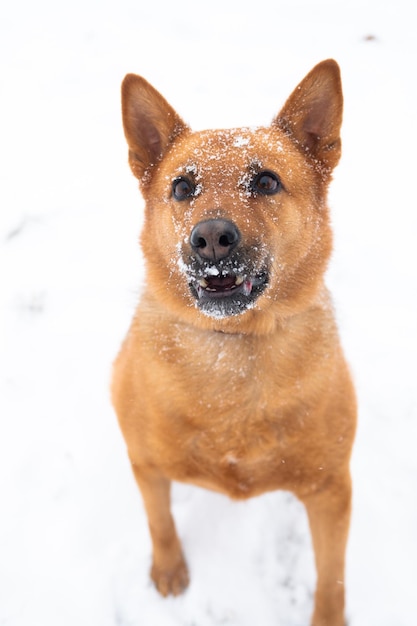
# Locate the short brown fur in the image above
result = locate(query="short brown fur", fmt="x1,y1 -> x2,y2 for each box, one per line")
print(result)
112,60 -> 356,626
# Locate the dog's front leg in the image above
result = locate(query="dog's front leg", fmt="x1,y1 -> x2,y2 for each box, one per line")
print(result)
131,464 -> 189,596
303,474 -> 352,626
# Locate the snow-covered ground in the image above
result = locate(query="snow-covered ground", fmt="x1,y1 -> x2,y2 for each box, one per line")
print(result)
1,1 -> 416,624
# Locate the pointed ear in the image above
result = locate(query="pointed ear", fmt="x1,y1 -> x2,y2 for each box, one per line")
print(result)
273,59 -> 343,173
121,74 -> 189,180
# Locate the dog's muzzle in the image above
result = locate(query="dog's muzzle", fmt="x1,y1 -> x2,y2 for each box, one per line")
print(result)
181,218 -> 269,319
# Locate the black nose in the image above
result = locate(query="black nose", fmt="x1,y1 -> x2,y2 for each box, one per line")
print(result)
190,219 -> 240,261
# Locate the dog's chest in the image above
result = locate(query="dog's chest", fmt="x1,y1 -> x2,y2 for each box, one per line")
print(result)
148,324 -> 317,496
151,321 -> 311,430
153,323 -> 285,414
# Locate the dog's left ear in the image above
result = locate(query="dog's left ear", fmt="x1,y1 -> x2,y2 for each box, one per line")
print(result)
122,74 -> 189,181
274,59 -> 343,173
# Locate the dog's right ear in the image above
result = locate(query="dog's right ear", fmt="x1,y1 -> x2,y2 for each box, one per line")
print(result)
121,74 -> 188,181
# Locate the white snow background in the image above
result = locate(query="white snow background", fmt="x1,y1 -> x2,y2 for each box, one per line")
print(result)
1,0 -> 416,624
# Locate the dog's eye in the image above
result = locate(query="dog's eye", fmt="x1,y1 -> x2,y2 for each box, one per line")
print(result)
252,171 -> 282,196
172,177 -> 195,201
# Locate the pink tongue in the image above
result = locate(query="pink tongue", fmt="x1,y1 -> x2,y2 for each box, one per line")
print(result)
243,280 -> 253,296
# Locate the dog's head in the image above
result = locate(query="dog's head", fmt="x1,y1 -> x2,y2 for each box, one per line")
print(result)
121,60 -> 343,333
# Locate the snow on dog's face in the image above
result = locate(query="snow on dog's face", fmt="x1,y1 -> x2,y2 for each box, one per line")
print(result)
121,61 -> 343,333
155,126 -> 321,322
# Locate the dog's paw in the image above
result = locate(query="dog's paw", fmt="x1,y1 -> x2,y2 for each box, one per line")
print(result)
151,555 -> 190,597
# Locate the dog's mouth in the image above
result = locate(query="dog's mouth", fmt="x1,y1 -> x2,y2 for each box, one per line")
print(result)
185,264 -> 268,319
195,272 -> 256,299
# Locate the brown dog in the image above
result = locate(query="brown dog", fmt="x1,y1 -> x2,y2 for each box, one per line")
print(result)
112,59 -> 356,626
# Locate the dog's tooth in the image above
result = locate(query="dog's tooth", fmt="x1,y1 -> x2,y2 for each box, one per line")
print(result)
235,275 -> 244,286
198,278 -> 208,288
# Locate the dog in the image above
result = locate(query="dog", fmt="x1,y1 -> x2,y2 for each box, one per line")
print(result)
112,59 -> 356,626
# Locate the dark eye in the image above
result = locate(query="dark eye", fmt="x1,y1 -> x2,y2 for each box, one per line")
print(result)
252,171 -> 282,196
172,177 -> 195,201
